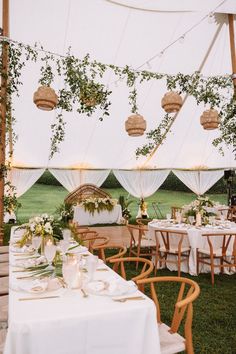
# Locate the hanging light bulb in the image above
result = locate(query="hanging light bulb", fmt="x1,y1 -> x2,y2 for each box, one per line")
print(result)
179,35 -> 185,44
208,12 -> 215,24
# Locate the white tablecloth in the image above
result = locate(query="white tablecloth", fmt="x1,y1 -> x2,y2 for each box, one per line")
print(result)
73,205 -> 122,225
4,228 -> 160,354
148,221 -> 236,276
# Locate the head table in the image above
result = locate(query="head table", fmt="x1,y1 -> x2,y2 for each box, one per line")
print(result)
4,227 -> 160,354
73,205 -> 122,225
148,220 -> 236,276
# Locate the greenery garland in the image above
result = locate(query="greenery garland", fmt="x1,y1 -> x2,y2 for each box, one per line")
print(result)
0,38 -> 235,162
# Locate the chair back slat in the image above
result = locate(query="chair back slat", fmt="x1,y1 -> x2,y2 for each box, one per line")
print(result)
109,257 -> 153,283
150,282 -> 161,323
202,233 -> 235,257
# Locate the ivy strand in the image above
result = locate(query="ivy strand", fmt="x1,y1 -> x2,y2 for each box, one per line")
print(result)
0,37 -> 235,160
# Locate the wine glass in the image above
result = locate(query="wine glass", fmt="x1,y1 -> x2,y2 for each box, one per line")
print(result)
31,236 -> 41,255
166,213 -> 171,221
44,242 -> 57,270
188,216 -> 195,226
62,229 -> 71,242
59,240 -> 70,259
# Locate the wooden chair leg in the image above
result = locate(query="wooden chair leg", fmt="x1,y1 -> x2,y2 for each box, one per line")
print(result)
177,255 -> 181,277
210,255 -> 215,286
196,249 -> 199,275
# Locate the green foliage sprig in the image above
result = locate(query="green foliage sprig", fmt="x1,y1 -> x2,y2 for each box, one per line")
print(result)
1,38 -> 235,163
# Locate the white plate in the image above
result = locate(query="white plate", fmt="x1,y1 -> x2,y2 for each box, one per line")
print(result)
85,279 -> 137,297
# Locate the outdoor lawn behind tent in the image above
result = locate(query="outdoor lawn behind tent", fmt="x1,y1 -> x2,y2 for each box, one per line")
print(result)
15,183 -> 228,223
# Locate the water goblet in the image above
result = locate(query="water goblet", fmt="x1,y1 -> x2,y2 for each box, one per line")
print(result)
188,216 -> 195,226
59,240 -> 70,258
62,229 -> 71,242
31,236 -> 41,255
166,213 -> 171,221
44,241 -> 57,271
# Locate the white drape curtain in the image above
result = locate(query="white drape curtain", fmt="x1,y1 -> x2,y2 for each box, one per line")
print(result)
7,168 -> 45,197
173,169 -> 224,195
113,169 -> 170,198
49,169 -> 110,192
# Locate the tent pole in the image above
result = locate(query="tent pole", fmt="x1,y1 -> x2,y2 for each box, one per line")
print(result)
228,14 -> 236,97
0,0 -> 9,245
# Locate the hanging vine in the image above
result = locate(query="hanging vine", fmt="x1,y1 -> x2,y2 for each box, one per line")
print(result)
0,37 -> 235,161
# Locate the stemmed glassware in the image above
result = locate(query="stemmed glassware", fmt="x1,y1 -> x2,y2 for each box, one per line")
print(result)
188,216 -> 195,226
31,236 -> 41,255
44,240 -> 57,270
59,240 -> 70,259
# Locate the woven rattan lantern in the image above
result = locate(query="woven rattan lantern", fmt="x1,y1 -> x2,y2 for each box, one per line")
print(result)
80,94 -> 97,107
33,86 -> 58,111
125,114 -> 146,137
161,91 -> 183,113
200,109 -> 219,130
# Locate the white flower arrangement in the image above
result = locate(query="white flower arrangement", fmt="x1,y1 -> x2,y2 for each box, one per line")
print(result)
182,196 -> 217,222
79,197 -> 118,215
16,213 -> 56,247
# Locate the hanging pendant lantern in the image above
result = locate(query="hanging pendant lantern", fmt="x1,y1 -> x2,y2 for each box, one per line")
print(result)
200,109 -> 219,130
80,94 -> 97,107
125,114 -> 146,137
161,91 -> 183,113
33,86 -> 58,111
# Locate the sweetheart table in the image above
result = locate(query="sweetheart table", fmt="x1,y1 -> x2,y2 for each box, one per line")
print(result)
73,205 -> 122,225
148,221 -> 236,276
4,228 -> 160,354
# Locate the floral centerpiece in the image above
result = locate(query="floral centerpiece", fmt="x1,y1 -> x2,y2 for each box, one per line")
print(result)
79,197 -> 118,215
182,196 -> 216,225
16,213 -> 59,248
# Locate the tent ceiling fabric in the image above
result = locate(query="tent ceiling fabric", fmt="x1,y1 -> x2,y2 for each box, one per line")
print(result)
1,0 -> 236,170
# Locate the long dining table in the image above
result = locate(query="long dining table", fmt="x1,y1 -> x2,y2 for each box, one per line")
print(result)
4,227 -> 160,354
148,220 -> 236,276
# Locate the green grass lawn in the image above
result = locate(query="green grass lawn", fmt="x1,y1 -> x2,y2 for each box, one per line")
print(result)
15,184 -> 228,223
4,184 -> 236,353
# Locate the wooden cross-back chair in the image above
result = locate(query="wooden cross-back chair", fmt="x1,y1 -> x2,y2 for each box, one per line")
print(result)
92,244 -> 127,264
137,276 -> 200,354
155,229 -> 190,277
81,233 -> 110,255
197,232 -> 236,285
127,224 -> 157,270
109,257 -> 154,290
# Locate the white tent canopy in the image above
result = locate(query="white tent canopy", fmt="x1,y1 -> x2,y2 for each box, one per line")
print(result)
0,0 -> 236,196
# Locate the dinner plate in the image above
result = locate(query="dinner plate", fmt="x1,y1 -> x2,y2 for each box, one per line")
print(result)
85,279 -> 137,297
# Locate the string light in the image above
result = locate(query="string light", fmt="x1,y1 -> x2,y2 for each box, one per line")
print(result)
146,61 -> 152,69
136,0 -> 227,71
179,35 -> 185,44
157,51 -> 164,58
208,12 -> 215,24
